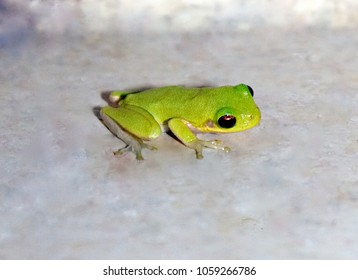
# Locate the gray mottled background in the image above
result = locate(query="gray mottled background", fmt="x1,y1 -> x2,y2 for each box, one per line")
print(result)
1,0 -> 357,259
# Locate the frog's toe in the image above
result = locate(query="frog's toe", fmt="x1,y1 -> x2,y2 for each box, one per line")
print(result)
135,152 -> 144,160
200,139 -> 231,152
114,141 -> 156,160
128,144 -> 144,160
195,150 -> 204,159
142,142 -> 157,151
133,142 -> 156,160
113,145 -> 131,156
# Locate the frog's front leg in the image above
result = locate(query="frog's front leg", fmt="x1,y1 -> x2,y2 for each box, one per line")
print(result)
168,118 -> 231,159
100,105 -> 161,160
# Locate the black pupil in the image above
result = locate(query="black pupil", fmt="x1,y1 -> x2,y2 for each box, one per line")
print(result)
247,85 -> 254,97
218,115 -> 236,128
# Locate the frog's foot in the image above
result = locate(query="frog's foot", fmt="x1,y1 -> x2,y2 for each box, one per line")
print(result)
187,139 -> 231,159
114,141 -> 157,160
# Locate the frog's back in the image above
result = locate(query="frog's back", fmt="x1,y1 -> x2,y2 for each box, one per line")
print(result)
121,86 -> 202,118
120,85 -> 237,124
123,86 -> 199,104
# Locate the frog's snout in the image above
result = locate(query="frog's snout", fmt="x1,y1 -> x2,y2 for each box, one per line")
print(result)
245,109 -> 261,128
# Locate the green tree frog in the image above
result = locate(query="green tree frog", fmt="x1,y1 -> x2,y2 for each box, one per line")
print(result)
100,84 -> 261,160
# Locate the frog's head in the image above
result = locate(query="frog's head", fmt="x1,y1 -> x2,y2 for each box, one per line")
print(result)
202,84 -> 261,133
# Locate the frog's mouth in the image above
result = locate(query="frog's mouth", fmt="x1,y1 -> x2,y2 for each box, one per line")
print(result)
236,112 -> 261,130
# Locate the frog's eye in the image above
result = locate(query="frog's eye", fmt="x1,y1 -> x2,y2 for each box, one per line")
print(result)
218,114 -> 236,128
247,85 -> 254,97
234,84 -> 254,97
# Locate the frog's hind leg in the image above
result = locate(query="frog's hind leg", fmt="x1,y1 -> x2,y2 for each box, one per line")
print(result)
99,111 -> 143,159
100,106 -> 161,160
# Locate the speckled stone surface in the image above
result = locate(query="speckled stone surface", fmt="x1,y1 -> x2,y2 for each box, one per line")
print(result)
0,1 -> 357,259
